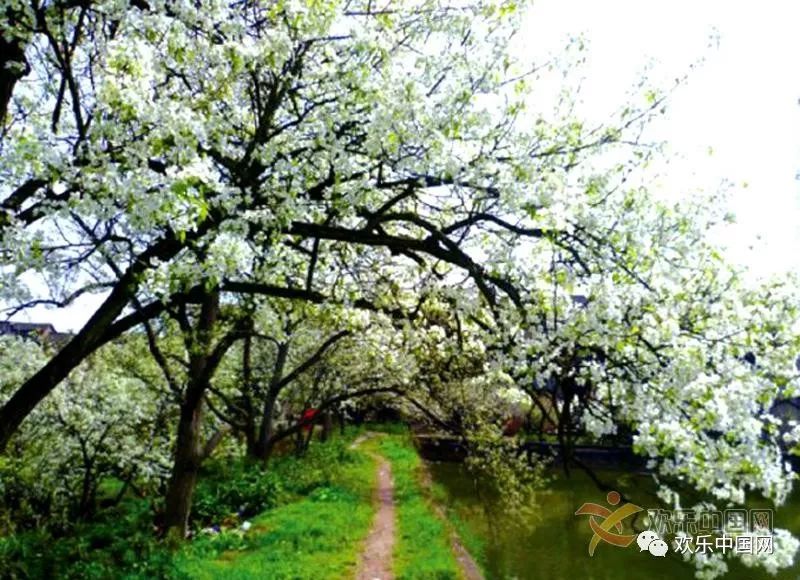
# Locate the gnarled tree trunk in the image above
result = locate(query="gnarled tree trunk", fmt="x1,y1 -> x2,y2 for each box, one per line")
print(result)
162,290 -> 219,540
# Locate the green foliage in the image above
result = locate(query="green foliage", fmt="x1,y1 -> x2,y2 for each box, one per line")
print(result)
368,434 -> 461,580
192,437 -> 355,526
192,467 -> 286,525
0,336 -> 173,532
0,434 -> 365,579
0,498 -> 174,580
175,437 -> 375,579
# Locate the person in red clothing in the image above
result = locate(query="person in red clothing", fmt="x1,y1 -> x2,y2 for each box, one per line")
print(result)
502,414 -> 524,436
301,408 -> 318,432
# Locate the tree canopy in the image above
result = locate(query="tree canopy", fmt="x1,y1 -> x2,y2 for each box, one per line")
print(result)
1,0 -> 799,575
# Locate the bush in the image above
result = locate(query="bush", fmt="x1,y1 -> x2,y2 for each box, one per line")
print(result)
192,467 -> 286,525
0,431 -> 362,578
192,436 -> 355,527
0,499 -> 174,580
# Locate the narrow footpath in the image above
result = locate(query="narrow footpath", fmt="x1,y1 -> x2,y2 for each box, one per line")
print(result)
355,454 -> 396,580
352,432 -> 484,580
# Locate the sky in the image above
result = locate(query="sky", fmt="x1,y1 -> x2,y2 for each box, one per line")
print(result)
10,0 -> 800,332
522,0 -> 800,278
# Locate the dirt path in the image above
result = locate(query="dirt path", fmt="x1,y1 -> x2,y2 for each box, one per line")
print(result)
354,435 -> 396,580
352,432 -> 482,580
449,531 -> 484,580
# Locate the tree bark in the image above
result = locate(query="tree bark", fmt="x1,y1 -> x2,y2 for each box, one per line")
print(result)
78,457 -> 96,519
250,390 -> 279,461
320,411 -> 333,442
163,385 -> 206,539
247,342 -> 288,462
162,290 -> 219,540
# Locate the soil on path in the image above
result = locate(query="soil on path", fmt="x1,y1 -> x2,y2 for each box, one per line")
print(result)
354,436 -> 396,580
352,432 -> 483,580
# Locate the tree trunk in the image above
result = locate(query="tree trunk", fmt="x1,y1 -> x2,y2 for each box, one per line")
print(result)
162,290 -> 219,540
163,391 -> 205,539
202,428 -> 229,459
245,427 -> 260,460
295,427 -> 305,456
78,457 -> 96,519
242,334 -> 258,459
320,411 -> 333,442
249,390 -> 279,462
297,415 -> 315,456
556,379 -> 575,478
248,342 -> 288,462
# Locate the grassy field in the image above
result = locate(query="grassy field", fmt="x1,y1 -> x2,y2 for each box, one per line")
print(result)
176,427 -> 462,579
0,426 -> 469,579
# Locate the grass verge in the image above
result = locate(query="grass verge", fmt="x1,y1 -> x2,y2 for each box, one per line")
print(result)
174,435 -> 376,579
365,431 -> 462,580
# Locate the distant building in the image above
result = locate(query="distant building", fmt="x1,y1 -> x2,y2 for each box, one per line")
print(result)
0,321 -> 73,347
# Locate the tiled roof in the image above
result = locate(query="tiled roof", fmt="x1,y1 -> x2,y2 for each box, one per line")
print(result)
0,321 -> 73,347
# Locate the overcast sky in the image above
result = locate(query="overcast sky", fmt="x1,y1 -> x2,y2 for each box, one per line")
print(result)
10,1 -> 800,332
523,0 -> 800,279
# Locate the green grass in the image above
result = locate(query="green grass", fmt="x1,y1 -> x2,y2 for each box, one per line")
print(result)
177,427 -> 464,579
0,430 -> 378,579
366,433 -> 462,580
1,425 -> 469,579
429,480 -> 489,574
175,438 -> 376,579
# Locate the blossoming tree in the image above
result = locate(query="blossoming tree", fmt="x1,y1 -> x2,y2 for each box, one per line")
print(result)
1,0 -> 799,571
